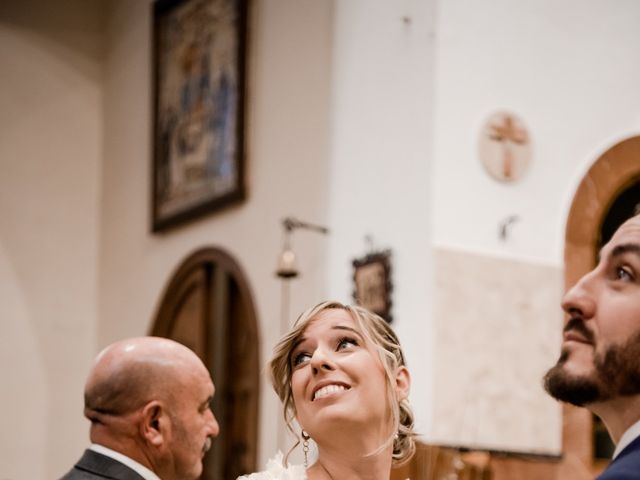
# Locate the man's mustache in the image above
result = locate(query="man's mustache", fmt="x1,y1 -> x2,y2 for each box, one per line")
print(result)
202,437 -> 213,453
564,316 -> 595,344
203,436 -> 212,454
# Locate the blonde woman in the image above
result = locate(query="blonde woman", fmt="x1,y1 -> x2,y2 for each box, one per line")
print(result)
240,301 -> 415,480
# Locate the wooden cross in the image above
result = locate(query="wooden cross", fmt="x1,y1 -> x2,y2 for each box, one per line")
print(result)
488,114 -> 528,179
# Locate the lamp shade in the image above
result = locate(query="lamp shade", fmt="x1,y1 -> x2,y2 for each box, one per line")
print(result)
276,249 -> 298,278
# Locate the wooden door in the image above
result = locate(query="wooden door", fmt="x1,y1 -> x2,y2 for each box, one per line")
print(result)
150,248 -> 260,480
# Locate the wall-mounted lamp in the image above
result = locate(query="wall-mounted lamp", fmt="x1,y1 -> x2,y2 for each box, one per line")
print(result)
275,216 -> 329,279
274,216 -> 329,451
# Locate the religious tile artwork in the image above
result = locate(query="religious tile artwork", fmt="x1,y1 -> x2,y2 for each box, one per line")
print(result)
479,111 -> 531,183
152,0 -> 248,232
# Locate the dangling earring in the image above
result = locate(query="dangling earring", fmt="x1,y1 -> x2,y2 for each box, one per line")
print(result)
301,430 -> 310,468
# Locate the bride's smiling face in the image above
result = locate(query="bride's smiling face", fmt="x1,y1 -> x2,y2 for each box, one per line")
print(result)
289,309 -> 391,437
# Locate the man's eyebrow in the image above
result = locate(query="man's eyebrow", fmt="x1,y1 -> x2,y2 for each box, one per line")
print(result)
610,243 -> 640,260
200,395 -> 213,410
598,243 -> 640,263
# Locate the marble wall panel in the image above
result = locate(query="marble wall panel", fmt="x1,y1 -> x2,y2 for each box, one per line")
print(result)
432,247 -> 563,455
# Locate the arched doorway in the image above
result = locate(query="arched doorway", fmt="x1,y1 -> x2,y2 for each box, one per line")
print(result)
563,135 -> 640,477
150,247 -> 260,480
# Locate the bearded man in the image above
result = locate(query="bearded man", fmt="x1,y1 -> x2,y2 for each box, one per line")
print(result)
544,214 -> 640,479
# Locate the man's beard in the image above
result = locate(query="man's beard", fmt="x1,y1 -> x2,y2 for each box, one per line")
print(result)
544,326 -> 640,406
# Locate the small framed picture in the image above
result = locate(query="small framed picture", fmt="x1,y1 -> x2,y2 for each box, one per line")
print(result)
152,0 -> 249,232
352,250 -> 393,322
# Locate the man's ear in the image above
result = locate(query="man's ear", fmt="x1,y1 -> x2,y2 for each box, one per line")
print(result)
395,366 -> 411,401
140,401 -> 167,447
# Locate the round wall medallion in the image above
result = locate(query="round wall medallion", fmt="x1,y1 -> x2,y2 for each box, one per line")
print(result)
479,111 -> 531,182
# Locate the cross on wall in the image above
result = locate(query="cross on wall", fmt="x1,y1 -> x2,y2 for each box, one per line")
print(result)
487,114 -> 528,180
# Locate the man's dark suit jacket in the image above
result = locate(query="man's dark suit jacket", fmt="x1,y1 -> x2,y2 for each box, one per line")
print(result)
59,449 -> 146,480
598,435 -> 640,479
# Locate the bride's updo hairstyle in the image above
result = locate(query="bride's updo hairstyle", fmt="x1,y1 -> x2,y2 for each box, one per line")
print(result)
269,301 -> 416,465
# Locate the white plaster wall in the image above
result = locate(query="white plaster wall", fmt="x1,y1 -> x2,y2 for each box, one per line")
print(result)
99,0 -> 334,466
326,0 -> 437,436
432,0 -> 640,265
428,0 -> 640,454
0,1 -> 104,477
327,0 -> 640,455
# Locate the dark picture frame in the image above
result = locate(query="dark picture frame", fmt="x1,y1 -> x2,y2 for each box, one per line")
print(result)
152,0 -> 248,232
352,250 -> 393,322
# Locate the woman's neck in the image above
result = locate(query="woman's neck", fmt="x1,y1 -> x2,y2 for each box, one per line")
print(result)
306,443 -> 393,480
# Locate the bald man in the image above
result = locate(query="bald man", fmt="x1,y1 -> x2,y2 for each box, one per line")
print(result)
60,337 -> 219,480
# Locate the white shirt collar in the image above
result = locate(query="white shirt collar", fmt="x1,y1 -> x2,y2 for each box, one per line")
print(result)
89,444 -> 161,480
613,418 -> 640,459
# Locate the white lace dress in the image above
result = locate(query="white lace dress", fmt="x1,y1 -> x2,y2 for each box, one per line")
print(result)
237,452 -> 307,480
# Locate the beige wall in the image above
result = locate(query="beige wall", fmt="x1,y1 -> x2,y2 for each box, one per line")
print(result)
99,0 -> 334,465
0,0 -> 334,475
0,0 -> 105,477
0,243 -> 47,478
